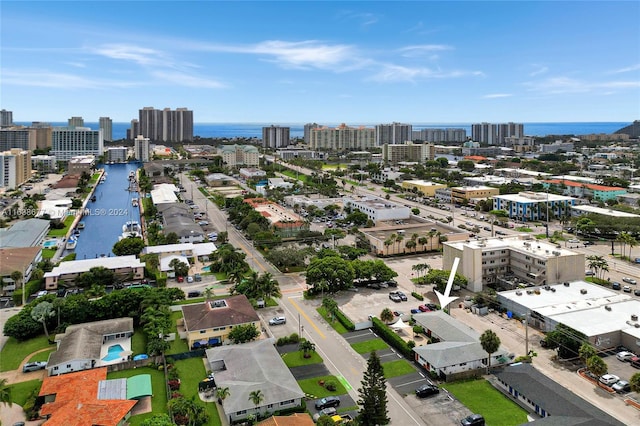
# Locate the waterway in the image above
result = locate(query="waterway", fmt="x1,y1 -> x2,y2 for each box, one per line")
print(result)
74,162 -> 141,259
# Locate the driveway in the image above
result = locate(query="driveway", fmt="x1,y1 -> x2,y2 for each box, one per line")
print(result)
289,363 -> 330,381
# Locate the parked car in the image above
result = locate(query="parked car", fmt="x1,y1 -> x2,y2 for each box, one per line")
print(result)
415,384 -> 440,398
635,289 -> 640,297
612,380 -> 631,393
198,221 -> 209,226
599,374 -> 620,386
461,414 -> 485,426
624,285 -> 632,293
187,276 -> 194,283
194,273 -> 202,282
312,407 -> 337,421
385,280 -> 398,287
389,292 -> 401,303
418,305 -> 431,312
368,282 -> 381,290
612,282 -> 621,290
187,291 -> 202,298
176,276 -> 184,283
410,308 -> 421,314
23,361 -> 47,373
269,316 -> 286,325
397,291 -> 408,301
393,311 -> 403,317
315,396 -> 340,410
585,270 -> 595,276
623,277 -> 637,285
616,351 -> 635,362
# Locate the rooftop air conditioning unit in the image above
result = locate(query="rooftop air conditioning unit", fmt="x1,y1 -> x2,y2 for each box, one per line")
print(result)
605,305 -> 612,311
564,282 -> 570,286
516,291 -> 522,296
633,314 -> 638,321
526,290 -> 534,295
580,289 -> 587,294
552,251 -> 561,256
551,288 -> 556,292
635,323 -> 640,328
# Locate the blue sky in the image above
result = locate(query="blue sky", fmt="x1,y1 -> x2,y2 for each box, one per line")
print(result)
1,1 -> 639,123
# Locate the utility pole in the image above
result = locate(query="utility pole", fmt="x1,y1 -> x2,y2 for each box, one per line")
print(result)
524,313 -> 529,356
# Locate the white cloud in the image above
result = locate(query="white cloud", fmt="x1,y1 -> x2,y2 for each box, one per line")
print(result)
483,93 -> 512,98
370,64 -> 483,82
609,64 -> 640,74
529,66 -> 548,76
398,44 -> 452,58
525,76 -> 640,94
0,69 -> 140,89
91,44 -> 167,66
151,71 -> 227,89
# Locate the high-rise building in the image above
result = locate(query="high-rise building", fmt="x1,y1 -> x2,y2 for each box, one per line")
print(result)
262,126 -> 290,149
0,128 -> 36,151
376,122 -> 412,145
138,107 -> 193,142
472,122 -> 523,145
51,127 -> 103,162
105,147 -> 128,163
0,149 -> 31,189
413,128 -> 467,143
99,117 -> 113,142
134,135 -> 151,162
127,119 -> 140,140
304,123 -> 319,144
0,110 -> 13,127
382,141 -> 435,165
68,116 -> 84,128
27,122 -> 53,150
309,124 -> 376,151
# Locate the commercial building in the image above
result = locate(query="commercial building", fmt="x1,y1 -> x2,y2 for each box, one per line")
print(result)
0,109 -> 13,127
51,127 -> 104,162
503,135 -> 536,153
262,125 -> 290,149
570,205 -> 640,218
182,295 -> 260,348
133,135 -> 150,162
443,235 -> 584,292
68,155 -> 96,174
539,141 -> 575,153
412,128 -> 466,143
206,339 -> 305,423
275,147 -> 318,160
138,107 -> 193,142
363,222 -> 468,256
105,146 -> 128,163
450,186 -> 499,204
493,191 -> 577,221
218,144 -> 259,167
309,123 -> 376,151
375,122 -> 412,145
435,187 -> 452,203
239,167 -> 267,180
0,148 -> 31,189
382,141 -> 435,165
99,116 -> 113,142
44,256 -> 145,289
401,180 -> 447,197
32,155 -> 57,173
342,195 -> 410,224
243,198 -> 308,237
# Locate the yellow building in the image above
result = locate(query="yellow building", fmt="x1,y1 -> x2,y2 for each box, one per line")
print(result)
181,295 -> 260,349
451,186 -> 499,204
401,180 -> 447,197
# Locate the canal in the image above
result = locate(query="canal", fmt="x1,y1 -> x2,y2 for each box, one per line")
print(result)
74,162 -> 142,259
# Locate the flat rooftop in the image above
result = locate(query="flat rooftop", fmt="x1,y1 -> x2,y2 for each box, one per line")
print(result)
494,191 -> 576,203
403,180 -> 445,187
571,205 -> 640,218
446,235 -> 577,258
342,195 -> 406,210
44,255 -> 144,277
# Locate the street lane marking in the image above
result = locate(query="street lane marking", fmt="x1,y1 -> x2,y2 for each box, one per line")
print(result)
289,298 -> 326,339
339,375 -> 353,391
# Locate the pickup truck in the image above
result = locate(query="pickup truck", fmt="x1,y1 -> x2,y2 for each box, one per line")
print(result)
331,414 -> 354,424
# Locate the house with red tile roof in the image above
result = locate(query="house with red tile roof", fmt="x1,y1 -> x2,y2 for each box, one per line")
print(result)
543,179 -> 627,201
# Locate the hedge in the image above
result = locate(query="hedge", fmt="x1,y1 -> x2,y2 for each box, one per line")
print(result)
411,292 -> 424,301
371,317 -> 413,359
335,308 -> 355,332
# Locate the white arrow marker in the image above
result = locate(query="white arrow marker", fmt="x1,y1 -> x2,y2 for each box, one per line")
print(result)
434,257 -> 460,311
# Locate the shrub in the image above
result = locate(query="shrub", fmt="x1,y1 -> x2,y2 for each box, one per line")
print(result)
277,336 -> 290,346
335,308 -> 355,331
288,333 -> 300,344
167,379 -> 181,391
411,292 -> 424,301
413,325 -> 425,335
325,381 -> 337,391
371,317 -> 413,359
407,340 -> 416,348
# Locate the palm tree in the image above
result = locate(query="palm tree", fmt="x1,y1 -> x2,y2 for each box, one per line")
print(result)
383,239 -> 393,255
216,386 -> 230,404
480,329 -> 501,370
31,301 -> 55,341
417,236 -> 428,252
299,340 -> 316,358
248,389 -> 264,412
257,272 -> 281,300
629,236 -> 638,261
10,270 -> 24,306
405,239 -> 416,253
380,308 -> 395,324
0,378 -> 12,406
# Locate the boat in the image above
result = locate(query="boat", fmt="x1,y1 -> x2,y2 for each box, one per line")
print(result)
119,231 -> 142,241
66,236 -> 77,250
131,198 -> 139,207
78,221 -> 85,229
73,230 -> 81,237
122,220 -> 141,234
91,195 -> 97,202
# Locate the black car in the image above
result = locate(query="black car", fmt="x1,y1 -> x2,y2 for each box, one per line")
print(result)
187,291 -> 202,298
612,282 -> 621,290
397,291 -> 408,301
461,414 -> 485,426
315,396 -> 340,410
385,280 -> 398,287
415,384 -> 440,398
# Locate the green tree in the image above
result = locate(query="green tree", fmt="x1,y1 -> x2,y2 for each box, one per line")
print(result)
321,297 -> 338,318
31,301 -> 55,341
316,416 -> 335,426
479,329 -> 501,369
630,372 -> 640,393
578,343 -> 597,364
112,236 -> 145,256
299,340 -> 316,358
248,389 -> 264,409
306,256 -> 354,293
0,377 -> 12,406
140,414 -> 174,426
10,270 -> 24,306
216,386 -> 230,403
586,355 -> 607,378
228,323 -> 260,344
380,308 -> 394,324
165,232 -> 180,245
169,258 -> 190,278
356,351 -> 390,425
543,323 -> 587,359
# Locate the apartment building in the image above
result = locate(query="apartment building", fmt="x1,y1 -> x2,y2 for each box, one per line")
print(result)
68,116 -> 84,128
0,149 -> 31,189
262,125 -> 290,149
493,191 -> 577,221
376,122 -> 412,145
133,135 -> 151,162
472,122 -> 523,145
0,110 -> 13,127
99,117 -> 113,142
0,127 -> 36,152
542,179 -> 626,202
138,107 -> 193,142
218,144 -> 259,167
31,155 -> 57,173
443,235 -> 584,292
51,127 -> 104,162
412,128 -> 467,143
303,123 -> 320,144
105,146 -> 128,163
309,123 -> 376,151
382,141 -> 435,165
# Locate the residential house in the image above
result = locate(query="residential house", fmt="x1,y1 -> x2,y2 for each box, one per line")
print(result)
0,246 -> 42,295
44,256 -> 145,290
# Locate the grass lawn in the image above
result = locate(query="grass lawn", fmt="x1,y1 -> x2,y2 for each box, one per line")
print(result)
381,360 -> 416,379
108,366 -> 167,426
297,375 -> 348,398
167,311 -> 189,354
317,307 -> 348,334
89,172 -> 101,184
282,350 -> 323,367
9,379 -> 42,406
174,357 -> 222,426
131,330 -> 147,355
42,248 -> 57,259
47,215 -> 74,237
280,169 -> 309,182
28,347 -> 55,363
351,339 -> 389,354
0,335 -> 54,372
516,227 -> 533,232
443,379 -> 528,426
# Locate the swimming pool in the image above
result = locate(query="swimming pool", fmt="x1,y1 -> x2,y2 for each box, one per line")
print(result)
201,266 -> 211,272
102,344 -> 125,362
43,240 -> 58,249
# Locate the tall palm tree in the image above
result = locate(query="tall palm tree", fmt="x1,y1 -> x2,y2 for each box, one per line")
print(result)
417,236 -> 428,252
480,329 -> 501,370
10,270 -> 24,306
248,389 -> 264,412
0,378 -> 12,406
216,386 -> 230,404
299,340 -> 316,358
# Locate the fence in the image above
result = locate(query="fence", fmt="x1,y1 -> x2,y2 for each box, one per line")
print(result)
106,355 -> 162,373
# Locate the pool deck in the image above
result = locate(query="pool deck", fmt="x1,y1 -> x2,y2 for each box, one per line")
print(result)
97,338 -> 132,367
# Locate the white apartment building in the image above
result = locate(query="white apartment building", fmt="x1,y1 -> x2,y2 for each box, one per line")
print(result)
99,117 -> 113,142
51,127 -> 104,162
0,110 -> 13,127
412,128 -> 467,143
31,155 -> 56,173
134,135 -> 151,162
0,149 -> 31,189
68,116 -> 84,128
105,146 -> 128,163
443,235 -> 584,292
262,126 -> 290,149
342,195 -> 410,224
375,122 -> 412,145
218,145 -> 259,167
139,107 -> 193,142
493,191 -> 577,221
309,124 -> 376,151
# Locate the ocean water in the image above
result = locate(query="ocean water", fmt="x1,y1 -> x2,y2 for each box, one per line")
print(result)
16,121 -> 631,141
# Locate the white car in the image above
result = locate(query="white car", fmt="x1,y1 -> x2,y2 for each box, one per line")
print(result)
623,277 -> 637,285
616,351 -> 635,362
269,316 -> 286,325
599,374 -> 620,386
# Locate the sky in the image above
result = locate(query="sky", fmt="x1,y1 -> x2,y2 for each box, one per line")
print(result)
1,1 -> 639,124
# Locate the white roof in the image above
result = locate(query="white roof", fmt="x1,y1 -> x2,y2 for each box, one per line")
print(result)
551,175 -> 597,184
403,180 -> 445,187
446,235 -> 578,259
192,242 -> 216,257
160,255 -> 190,272
44,255 -> 144,277
571,205 -> 640,218
142,243 -> 195,254
494,192 -> 576,203
38,199 -> 73,220
150,184 -> 178,205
